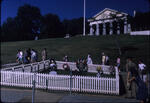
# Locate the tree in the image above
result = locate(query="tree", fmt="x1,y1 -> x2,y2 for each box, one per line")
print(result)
41,13 -> 65,38
17,4 -> 42,40
1,17 -> 21,41
63,17 -> 89,36
131,11 -> 150,31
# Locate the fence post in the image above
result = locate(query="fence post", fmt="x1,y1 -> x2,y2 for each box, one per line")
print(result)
46,78 -> 48,91
31,64 -> 33,73
70,69 -> 72,95
115,67 -> 119,95
22,65 -> 24,72
37,62 -> 39,73
43,61 -> 45,71
32,73 -> 36,103
12,67 -> 15,72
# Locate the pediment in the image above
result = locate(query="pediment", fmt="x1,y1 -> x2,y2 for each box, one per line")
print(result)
93,8 -> 128,20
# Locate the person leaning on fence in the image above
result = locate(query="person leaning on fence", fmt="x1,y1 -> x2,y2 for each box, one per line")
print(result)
19,50 -> 23,64
63,55 -> 69,62
27,48 -> 31,63
41,48 -> 47,61
31,49 -> 36,63
105,55 -> 109,65
116,56 -> 121,72
23,50 -> 29,64
125,58 -> 137,98
101,52 -> 106,65
96,66 -> 103,77
87,54 -> 93,65
127,59 -> 148,103
138,60 -> 147,84
16,49 -> 23,64
34,50 -> 38,62
76,58 -> 88,75
49,59 -> 57,71
16,50 -> 20,63
109,65 -> 115,76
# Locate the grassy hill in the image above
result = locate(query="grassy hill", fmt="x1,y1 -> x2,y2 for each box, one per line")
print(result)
1,35 -> 149,71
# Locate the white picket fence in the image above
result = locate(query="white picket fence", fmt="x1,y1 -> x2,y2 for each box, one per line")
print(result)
0,71 -> 119,95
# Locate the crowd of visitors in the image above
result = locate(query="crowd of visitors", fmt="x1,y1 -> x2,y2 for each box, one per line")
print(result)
16,48 -> 47,64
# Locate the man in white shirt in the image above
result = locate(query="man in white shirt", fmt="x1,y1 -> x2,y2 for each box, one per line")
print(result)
138,60 -> 147,83
87,54 -> 93,65
17,50 -> 23,64
31,49 -> 36,62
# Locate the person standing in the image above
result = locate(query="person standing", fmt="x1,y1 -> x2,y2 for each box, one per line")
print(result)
127,59 -> 148,103
101,52 -> 106,65
117,57 -> 120,67
23,50 -> 29,64
19,50 -> 23,64
31,49 -> 36,63
138,60 -> 147,83
105,55 -> 109,65
87,54 -> 93,65
27,48 -> 31,63
125,58 -> 137,98
116,56 -> 121,72
63,55 -> 69,62
16,50 -> 24,64
41,48 -> 47,61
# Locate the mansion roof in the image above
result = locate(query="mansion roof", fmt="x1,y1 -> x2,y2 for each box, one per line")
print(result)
88,8 -> 128,22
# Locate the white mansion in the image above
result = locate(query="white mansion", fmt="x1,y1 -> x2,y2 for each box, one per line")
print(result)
88,8 -> 131,35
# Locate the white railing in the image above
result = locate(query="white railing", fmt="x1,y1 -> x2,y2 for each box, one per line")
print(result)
0,71 -> 119,95
130,30 -> 150,35
56,61 -> 111,74
1,60 -> 113,74
1,60 -> 50,73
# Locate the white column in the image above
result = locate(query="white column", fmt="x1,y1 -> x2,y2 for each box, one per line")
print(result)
103,23 -> 106,35
96,23 -> 99,36
127,24 -> 131,34
109,22 -> 113,35
90,25 -> 93,36
124,18 -> 127,34
117,23 -> 120,35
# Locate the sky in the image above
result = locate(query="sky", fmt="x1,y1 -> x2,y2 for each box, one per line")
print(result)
1,0 -> 150,24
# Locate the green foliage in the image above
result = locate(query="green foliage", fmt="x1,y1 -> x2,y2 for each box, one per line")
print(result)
17,4 -> 42,39
131,11 -> 150,31
41,13 -> 65,38
62,18 -> 89,36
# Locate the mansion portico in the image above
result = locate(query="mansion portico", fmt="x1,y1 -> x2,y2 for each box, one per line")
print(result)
88,8 -> 131,35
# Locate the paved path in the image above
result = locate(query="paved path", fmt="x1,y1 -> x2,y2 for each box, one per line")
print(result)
1,87 -> 66,103
59,95 -> 139,103
1,87 -> 140,103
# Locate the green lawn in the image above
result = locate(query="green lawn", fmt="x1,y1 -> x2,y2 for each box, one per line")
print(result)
1,35 -> 149,71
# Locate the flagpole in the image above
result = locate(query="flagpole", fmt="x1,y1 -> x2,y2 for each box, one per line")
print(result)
83,0 -> 86,36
